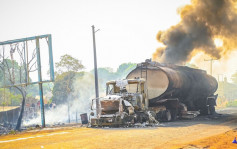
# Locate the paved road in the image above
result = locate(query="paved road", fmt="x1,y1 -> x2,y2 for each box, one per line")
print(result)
0,107 -> 236,149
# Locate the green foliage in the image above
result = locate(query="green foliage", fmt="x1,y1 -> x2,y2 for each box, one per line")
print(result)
227,100 -> 237,107
27,127 -> 34,131
0,59 -> 23,94
94,63 -> 136,92
11,94 -> 22,106
0,88 -> 22,106
231,72 -> 237,85
55,54 -> 84,76
48,97 -> 53,105
52,61 -> 136,104
116,63 -> 136,78
25,83 -> 52,98
8,130 -> 17,135
95,62 -> 136,81
26,84 -> 39,97
52,71 -> 77,104
97,68 -> 116,80
73,72 -> 95,101
0,88 -> 11,106
52,55 -> 85,104
216,81 -> 237,101
0,59 -> 23,86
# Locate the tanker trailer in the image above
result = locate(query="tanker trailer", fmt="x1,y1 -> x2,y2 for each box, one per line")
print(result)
90,60 -> 218,127
126,60 -> 218,117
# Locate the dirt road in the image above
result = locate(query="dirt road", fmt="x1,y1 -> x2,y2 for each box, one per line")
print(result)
0,107 -> 236,149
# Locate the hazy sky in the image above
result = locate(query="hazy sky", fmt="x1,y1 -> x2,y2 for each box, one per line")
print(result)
0,0 -> 190,71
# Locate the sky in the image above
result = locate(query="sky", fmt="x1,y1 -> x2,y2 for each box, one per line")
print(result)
0,0 -> 190,72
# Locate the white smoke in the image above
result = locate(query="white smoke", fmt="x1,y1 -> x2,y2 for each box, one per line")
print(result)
23,64 -> 134,126
24,73 -> 96,126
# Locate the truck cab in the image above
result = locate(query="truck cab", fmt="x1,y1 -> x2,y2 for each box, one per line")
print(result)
90,78 -> 149,127
106,79 -> 148,109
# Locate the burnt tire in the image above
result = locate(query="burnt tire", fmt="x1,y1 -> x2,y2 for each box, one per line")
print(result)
200,107 -> 208,115
170,108 -> 178,121
209,105 -> 216,115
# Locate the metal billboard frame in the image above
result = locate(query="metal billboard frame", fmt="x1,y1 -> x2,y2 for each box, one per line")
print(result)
0,34 -> 55,127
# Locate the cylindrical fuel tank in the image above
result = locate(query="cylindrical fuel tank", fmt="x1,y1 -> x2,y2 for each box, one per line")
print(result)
126,61 -> 218,111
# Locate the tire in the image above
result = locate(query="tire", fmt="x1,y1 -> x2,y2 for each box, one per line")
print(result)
209,106 -> 216,115
170,108 -> 178,121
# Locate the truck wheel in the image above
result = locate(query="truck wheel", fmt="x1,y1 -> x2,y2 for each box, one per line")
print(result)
170,109 -> 178,121
209,105 -> 216,115
200,107 -> 208,115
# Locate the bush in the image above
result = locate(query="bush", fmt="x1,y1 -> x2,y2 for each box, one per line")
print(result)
227,100 -> 237,107
8,130 -> 17,135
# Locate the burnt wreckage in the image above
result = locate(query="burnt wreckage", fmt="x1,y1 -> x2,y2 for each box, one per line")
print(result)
90,60 -> 218,127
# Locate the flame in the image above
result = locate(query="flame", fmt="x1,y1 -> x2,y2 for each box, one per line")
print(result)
153,0 -> 237,65
214,38 -> 223,48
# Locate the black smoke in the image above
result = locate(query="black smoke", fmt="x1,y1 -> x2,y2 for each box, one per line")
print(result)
153,0 -> 237,64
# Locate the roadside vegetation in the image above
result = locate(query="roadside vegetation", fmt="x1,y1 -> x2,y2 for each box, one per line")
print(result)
1,53 -> 136,130
227,100 -> 237,107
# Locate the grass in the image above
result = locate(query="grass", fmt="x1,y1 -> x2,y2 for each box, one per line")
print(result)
0,106 -> 20,112
227,100 -> 237,107
8,130 -> 17,135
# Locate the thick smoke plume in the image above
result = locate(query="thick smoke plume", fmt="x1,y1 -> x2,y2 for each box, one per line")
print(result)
153,0 -> 237,64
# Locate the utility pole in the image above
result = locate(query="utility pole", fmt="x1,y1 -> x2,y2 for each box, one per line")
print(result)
204,58 -> 218,76
92,25 -> 100,116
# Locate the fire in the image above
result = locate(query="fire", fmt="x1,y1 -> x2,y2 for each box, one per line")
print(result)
214,38 -> 223,48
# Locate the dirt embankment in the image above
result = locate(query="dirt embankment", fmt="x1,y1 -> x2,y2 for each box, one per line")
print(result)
176,129 -> 237,149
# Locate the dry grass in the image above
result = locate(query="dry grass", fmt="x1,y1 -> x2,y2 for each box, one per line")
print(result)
176,129 -> 237,149
0,106 -> 19,112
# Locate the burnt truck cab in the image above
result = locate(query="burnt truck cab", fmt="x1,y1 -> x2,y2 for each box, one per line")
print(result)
90,79 -> 149,127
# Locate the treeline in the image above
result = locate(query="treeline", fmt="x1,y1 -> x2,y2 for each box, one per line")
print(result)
0,54 -> 137,107
51,54 -> 136,105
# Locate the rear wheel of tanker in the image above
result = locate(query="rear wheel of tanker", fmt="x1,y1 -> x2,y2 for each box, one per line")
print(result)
200,107 -> 208,115
209,105 -> 216,115
170,108 -> 178,121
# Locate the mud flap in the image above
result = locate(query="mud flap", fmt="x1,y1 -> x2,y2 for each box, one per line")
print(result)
206,94 -> 218,115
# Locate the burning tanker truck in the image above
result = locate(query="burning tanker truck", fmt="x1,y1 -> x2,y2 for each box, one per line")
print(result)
90,60 -> 218,127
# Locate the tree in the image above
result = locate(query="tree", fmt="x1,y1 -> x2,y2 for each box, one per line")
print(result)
231,72 -> 237,84
53,54 -> 84,102
52,54 -> 84,122
88,63 -> 136,93
52,71 -> 77,104
55,54 -> 84,76
0,42 -> 37,130
116,63 -> 136,78
0,88 -> 22,106
0,88 -> 12,106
